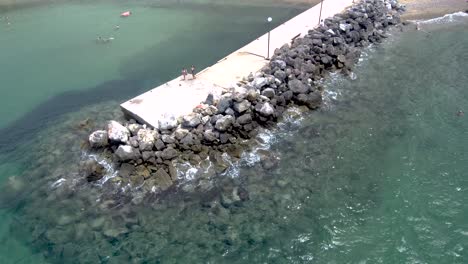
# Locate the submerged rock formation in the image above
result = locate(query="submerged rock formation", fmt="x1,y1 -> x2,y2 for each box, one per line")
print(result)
85,0 -> 405,192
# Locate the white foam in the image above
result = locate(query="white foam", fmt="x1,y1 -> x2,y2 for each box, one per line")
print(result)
415,12 -> 468,25
50,178 -> 66,188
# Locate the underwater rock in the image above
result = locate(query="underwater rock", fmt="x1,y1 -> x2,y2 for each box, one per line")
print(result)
81,159 -> 106,182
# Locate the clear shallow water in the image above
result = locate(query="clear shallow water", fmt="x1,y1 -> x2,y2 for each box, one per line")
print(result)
0,5 -> 468,264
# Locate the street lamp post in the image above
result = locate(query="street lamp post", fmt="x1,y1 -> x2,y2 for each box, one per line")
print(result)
318,0 -> 324,25
267,16 -> 272,60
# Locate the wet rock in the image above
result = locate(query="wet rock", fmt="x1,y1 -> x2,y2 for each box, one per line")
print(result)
182,113 -> 202,128
107,121 -> 130,144
288,79 -> 310,94
215,115 -> 235,132
88,130 -> 108,148
115,145 -> 141,161
81,159 -> 106,182
296,92 -> 322,109
154,168 -> 173,190
118,163 -> 135,178
135,165 -> 151,179
167,163 -> 178,181
160,148 -> 179,160
258,102 -> 275,117
158,116 -> 178,130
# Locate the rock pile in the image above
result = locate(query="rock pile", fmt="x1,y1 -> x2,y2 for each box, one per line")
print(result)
86,0 -> 405,191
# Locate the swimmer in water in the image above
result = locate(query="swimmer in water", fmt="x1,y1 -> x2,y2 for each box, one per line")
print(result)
114,25 -> 120,30
457,110 -> 464,117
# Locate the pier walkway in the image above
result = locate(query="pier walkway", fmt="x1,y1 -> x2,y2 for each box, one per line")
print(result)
121,0 -> 354,128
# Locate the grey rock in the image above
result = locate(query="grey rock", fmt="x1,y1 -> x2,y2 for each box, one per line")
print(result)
161,134 -> 175,144
127,123 -> 142,136
107,120 -> 130,144
225,108 -> 235,117
271,59 -> 286,70
128,136 -> 139,148
217,97 -> 233,114
252,77 -> 268,89
237,113 -> 252,125
296,92 -> 322,109
158,116 -> 178,130
180,133 -> 195,147
142,151 -> 155,161
174,128 -> 189,140
182,113 -> 202,128
288,79 -> 310,94
154,168 -> 173,190
137,129 -> 157,151
118,163 -> 135,178
161,148 -> 178,160
203,129 -> 219,142
233,100 -> 251,114
155,139 -> 165,151
115,145 -> 141,161
261,88 -> 276,99
274,70 -> 287,81
215,115 -> 235,131
88,130 -> 108,148
258,102 -> 275,117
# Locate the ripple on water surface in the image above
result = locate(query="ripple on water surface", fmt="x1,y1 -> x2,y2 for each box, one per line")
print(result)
0,10 -> 468,264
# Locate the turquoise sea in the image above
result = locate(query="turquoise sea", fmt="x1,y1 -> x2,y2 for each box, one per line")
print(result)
0,1 -> 467,263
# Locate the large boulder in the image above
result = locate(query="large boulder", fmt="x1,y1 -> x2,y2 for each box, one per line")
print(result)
115,145 -> 141,161
137,129 -> 157,151
88,130 -> 108,148
158,116 -> 178,130
288,79 -> 309,94
215,115 -> 235,132
107,121 -> 130,144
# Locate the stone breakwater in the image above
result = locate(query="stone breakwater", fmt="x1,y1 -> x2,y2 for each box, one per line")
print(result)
86,0 -> 405,193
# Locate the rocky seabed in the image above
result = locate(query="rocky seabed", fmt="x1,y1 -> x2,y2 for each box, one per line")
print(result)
2,0 -> 412,262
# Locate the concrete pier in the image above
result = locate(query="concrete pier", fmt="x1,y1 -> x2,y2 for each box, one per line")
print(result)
121,0 -> 354,128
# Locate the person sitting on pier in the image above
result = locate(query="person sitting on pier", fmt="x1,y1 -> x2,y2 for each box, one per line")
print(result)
181,68 -> 188,80
191,65 -> 196,79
